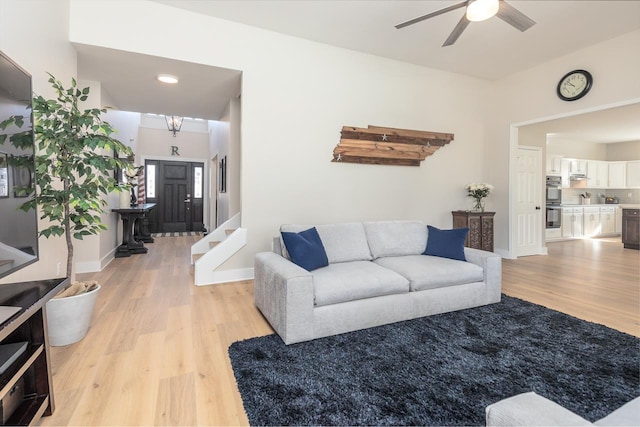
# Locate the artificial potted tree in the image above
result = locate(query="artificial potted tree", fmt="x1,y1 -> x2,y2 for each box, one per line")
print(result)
19,74 -> 133,346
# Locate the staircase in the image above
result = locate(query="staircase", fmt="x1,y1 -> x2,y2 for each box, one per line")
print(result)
191,213 -> 248,286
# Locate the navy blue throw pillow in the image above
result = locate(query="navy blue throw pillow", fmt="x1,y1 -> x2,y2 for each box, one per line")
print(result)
281,227 -> 329,271
423,225 -> 468,261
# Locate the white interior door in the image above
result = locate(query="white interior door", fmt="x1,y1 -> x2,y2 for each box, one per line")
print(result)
515,146 -> 543,256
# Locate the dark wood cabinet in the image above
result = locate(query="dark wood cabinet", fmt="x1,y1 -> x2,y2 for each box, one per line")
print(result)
622,208 -> 639,250
0,278 -> 68,425
452,211 -> 495,252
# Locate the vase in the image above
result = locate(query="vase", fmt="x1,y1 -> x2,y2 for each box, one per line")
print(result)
130,187 -> 137,206
472,198 -> 485,212
119,190 -> 130,208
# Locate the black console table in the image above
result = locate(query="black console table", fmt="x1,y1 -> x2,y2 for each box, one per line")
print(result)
112,203 -> 156,258
0,277 -> 69,425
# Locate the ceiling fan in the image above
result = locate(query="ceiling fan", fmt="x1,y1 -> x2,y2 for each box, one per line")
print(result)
395,0 -> 535,47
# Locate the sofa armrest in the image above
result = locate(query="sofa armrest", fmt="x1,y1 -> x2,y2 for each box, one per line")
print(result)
464,247 -> 502,303
254,252 -> 315,344
486,392 -> 593,426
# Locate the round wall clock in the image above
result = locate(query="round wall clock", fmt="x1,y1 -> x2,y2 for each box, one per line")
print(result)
557,69 -> 593,101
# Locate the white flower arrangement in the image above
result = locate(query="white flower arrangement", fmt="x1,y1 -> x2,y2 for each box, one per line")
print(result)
466,183 -> 494,199
465,183 -> 494,211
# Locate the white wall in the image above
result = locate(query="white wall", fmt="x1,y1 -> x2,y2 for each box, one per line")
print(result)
68,0 -> 492,274
137,127 -> 210,160
546,139 -> 607,160
606,140 -> 640,161
229,97 -> 241,218
0,0 -> 77,284
7,1 -> 637,283
487,29 -> 640,256
209,107 -> 230,226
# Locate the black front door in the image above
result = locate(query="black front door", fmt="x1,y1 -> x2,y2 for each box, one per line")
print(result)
145,160 -> 204,233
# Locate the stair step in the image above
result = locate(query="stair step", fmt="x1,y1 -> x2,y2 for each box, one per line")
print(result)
225,229 -> 236,235
192,253 -> 204,262
210,241 -> 220,248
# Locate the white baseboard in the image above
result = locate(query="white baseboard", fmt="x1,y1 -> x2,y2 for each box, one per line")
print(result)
195,268 -> 255,286
75,260 -> 101,274
494,248 -> 512,259
74,247 -> 116,274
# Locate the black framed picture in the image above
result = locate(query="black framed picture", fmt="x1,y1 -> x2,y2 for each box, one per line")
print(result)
0,153 -> 8,198
114,150 -> 123,183
219,156 -> 227,193
13,162 -> 34,198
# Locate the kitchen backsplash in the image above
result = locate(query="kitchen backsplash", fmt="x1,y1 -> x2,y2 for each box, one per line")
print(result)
562,188 -> 640,205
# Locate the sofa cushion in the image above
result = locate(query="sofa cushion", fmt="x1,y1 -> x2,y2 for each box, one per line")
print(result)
423,225 -> 468,261
363,220 -> 427,259
375,255 -> 483,291
312,261 -> 410,307
595,396 -> 640,426
281,223 -> 372,263
281,227 -> 329,271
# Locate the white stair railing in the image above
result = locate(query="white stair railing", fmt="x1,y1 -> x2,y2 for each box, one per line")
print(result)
191,214 -> 248,286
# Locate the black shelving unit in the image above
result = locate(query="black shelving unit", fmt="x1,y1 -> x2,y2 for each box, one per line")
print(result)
0,278 -> 68,425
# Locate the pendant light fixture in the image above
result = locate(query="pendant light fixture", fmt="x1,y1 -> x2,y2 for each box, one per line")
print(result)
165,115 -> 184,137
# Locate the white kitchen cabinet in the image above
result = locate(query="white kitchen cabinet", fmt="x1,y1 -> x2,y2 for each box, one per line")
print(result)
608,162 -> 627,188
562,207 -> 583,238
569,159 -> 587,175
546,155 -> 563,176
616,206 -> 623,233
586,160 -> 608,189
583,207 -> 600,236
627,160 -> 640,188
561,158 -> 571,188
600,206 -> 617,235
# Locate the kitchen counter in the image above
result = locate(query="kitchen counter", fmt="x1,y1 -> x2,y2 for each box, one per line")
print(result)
559,203 -> 640,208
560,204 -> 622,207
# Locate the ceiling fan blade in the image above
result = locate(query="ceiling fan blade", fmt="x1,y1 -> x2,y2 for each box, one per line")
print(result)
395,1 -> 467,29
496,0 -> 536,32
443,15 -> 470,46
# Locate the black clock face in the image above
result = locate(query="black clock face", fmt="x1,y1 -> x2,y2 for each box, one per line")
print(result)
557,69 -> 593,101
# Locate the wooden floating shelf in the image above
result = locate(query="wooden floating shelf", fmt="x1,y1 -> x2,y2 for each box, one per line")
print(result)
332,125 -> 454,166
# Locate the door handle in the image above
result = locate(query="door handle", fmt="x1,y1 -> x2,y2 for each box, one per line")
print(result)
535,206 -> 541,210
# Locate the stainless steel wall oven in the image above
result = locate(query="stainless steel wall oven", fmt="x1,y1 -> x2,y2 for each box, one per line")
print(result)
546,176 -> 562,205
546,205 -> 561,229
546,176 -> 562,229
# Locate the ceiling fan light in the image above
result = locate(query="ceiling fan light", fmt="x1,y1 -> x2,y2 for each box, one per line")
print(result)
466,0 -> 499,22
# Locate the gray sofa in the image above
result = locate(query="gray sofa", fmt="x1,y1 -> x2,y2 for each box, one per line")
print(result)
254,220 -> 502,345
486,392 -> 640,426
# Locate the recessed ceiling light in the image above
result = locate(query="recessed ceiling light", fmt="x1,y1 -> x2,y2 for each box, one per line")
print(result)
157,74 -> 179,84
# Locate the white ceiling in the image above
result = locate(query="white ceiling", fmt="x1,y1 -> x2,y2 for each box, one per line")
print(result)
155,0 -> 640,81
75,1 -> 640,141
75,44 -> 241,120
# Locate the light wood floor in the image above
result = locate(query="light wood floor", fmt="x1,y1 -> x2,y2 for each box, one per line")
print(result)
40,236 -> 639,426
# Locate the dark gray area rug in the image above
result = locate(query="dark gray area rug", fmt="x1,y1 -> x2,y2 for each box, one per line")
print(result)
228,295 -> 639,426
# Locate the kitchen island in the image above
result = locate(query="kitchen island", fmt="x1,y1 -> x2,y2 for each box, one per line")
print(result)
622,206 -> 639,249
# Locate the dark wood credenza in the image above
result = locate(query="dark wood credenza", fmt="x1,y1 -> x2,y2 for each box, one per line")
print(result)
622,208 -> 639,250
0,278 -> 68,425
452,210 -> 495,253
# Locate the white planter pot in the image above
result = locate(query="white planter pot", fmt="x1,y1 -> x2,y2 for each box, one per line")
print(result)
45,284 -> 101,346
